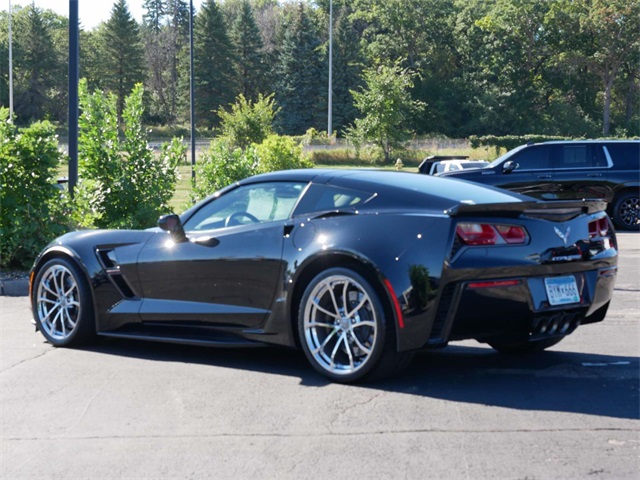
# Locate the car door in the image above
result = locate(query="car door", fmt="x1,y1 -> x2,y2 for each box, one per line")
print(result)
550,143 -> 613,201
497,144 -> 557,199
135,181 -> 307,328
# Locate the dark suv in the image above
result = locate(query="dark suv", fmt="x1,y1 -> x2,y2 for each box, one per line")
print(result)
438,140 -> 640,230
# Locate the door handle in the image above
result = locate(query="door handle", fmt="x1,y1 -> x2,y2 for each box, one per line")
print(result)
191,236 -> 220,247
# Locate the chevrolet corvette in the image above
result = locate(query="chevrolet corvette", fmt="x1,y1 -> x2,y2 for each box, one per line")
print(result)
30,169 -> 618,382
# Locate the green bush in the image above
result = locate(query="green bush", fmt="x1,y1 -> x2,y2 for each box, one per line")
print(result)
217,94 -> 278,149
76,82 -> 181,229
193,134 -> 312,202
0,109 -> 67,268
255,134 -> 312,174
192,140 -> 257,202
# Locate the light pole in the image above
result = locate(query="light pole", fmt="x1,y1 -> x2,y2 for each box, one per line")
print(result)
8,0 -> 13,122
68,0 -> 79,198
327,0 -> 333,138
189,0 -> 196,183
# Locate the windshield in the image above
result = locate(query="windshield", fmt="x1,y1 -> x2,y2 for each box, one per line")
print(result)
487,144 -> 530,168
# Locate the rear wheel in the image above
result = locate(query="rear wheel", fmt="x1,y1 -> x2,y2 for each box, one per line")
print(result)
32,258 -> 95,347
298,268 -> 410,383
611,192 -> 639,231
488,337 -> 563,354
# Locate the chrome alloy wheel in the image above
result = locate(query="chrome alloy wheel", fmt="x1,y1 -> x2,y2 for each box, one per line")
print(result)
36,264 -> 82,341
303,274 -> 378,376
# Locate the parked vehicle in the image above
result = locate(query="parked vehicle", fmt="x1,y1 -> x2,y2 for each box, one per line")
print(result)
31,169 -> 617,382
437,141 -> 640,230
418,155 -> 489,175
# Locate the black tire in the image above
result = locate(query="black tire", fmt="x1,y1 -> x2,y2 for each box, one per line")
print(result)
488,337 -> 563,354
32,257 -> 96,347
298,268 -> 412,383
611,191 -> 640,231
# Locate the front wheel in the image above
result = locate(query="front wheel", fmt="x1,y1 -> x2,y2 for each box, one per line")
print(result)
298,268 -> 410,383
32,257 -> 95,347
488,337 -> 563,354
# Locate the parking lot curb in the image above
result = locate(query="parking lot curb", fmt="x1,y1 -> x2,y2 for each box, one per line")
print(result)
0,278 -> 29,297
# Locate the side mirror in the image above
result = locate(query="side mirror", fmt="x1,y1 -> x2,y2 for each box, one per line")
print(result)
502,161 -> 519,173
158,214 -> 187,242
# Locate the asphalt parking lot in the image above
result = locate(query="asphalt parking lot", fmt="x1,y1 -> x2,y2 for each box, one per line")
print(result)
1,234 -> 638,479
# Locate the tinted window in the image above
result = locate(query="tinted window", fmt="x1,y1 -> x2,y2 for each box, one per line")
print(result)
293,184 -> 368,216
184,182 -> 306,231
557,145 -> 606,168
511,146 -> 552,170
605,143 -> 640,169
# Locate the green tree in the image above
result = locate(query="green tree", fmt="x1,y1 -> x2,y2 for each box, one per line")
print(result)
230,0 -> 267,101
0,109 -> 66,268
331,5 -> 365,134
10,5 -> 61,124
348,62 -> 424,163
275,3 -> 324,135
193,0 -> 237,128
77,81 -> 180,229
99,0 -> 146,120
217,93 -> 278,149
569,0 -> 640,135
142,0 -> 165,33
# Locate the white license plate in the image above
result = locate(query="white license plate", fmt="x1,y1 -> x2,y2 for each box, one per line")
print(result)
544,276 -> 580,306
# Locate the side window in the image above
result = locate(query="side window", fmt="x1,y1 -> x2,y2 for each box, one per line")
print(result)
184,182 -> 306,231
293,184 -> 368,216
557,145 -> 605,168
605,143 -> 640,169
511,146 -> 552,170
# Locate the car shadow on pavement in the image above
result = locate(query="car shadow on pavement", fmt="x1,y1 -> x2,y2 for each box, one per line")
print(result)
82,337 -> 639,420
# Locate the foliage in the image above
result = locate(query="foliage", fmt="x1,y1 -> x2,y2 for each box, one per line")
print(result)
192,140 -> 257,202
347,62 -> 424,163
217,93 -> 278,149
0,109 -> 66,268
229,0 -> 268,101
192,0 -> 237,128
77,82 -> 180,229
254,134 -> 312,174
274,3 -> 325,135
192,134 -> 311,202
98,0 -> 146,120
301,127 -> 335,146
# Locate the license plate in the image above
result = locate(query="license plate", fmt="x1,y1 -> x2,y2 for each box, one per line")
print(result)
544,276 -> 580,306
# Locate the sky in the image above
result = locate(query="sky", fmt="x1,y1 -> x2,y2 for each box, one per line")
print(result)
6,0 -> 204,30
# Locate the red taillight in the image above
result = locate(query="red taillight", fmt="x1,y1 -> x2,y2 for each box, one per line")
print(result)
588,217 -> 609,238
456,223 -> 527,246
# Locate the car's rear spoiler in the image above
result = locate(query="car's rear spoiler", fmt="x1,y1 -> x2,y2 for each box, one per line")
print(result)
446,199 -> 608,222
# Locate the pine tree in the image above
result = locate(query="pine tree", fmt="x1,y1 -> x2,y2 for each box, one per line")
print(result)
193,0 -> 237,128
331,6 -> 364,134
13,5 -> 60,123
142,0 -> 165,33
230,0 -> 267,101
275,3 -> 323,135
100,0 -> 146,121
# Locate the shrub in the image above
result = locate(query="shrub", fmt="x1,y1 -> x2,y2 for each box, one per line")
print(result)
77,82 -> 181,229
191,140 -> 257,202
0,109 -> 67,268
217,93 -> 278,149
255,134 -> 312,174
193,134 -> 312,202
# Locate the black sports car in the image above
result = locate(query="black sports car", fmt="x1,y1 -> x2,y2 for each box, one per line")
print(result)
30,169 -> 618,382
